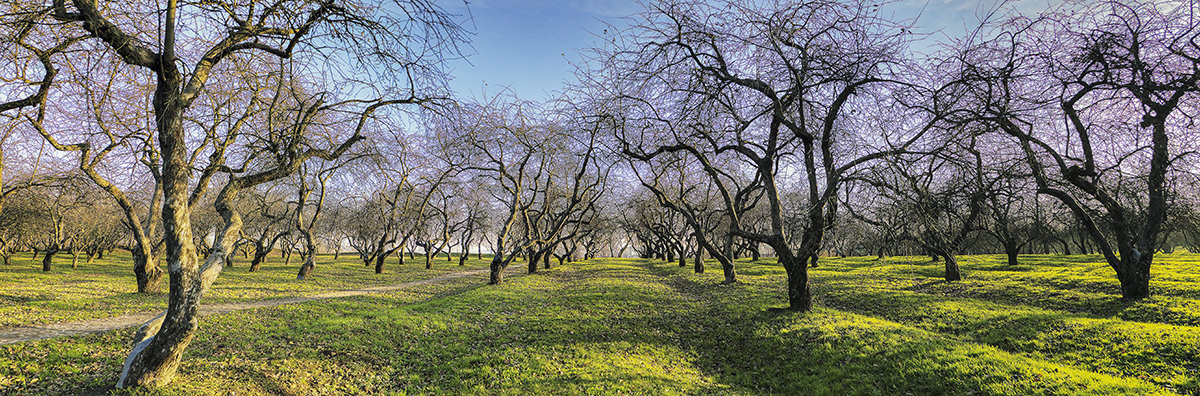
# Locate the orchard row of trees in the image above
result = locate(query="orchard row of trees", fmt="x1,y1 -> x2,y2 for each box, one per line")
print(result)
580,0 -> 1200,310
2,0 -> 1199,389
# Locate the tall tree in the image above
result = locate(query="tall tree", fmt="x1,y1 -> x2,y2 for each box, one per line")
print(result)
594,0 -> 923,311
8,0 -> 466,387
951,0 -> 1200,298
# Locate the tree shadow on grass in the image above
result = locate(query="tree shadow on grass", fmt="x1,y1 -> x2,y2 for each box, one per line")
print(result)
0,259 -> 1173,395
446,283 -> 1158,395
236,367 -> 304,396
608,258 -> 1199,391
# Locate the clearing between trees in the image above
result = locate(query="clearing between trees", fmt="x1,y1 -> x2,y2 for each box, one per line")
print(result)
0,268 -> 491,345
2,253 -> 1198,395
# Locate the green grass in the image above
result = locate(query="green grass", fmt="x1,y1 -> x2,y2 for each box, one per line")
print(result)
4,253 -> 1198,394
811,252 -> 1200,394
0,251 -> 494,326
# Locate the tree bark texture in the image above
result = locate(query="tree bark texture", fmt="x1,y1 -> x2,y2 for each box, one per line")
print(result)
489,256 -> 505,285
778,250 -> 812,312
41,249 -> 55,271
944,255 -> 962,282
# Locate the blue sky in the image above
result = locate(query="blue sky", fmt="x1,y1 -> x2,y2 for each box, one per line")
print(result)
444,0 -> 642,101
444,0 -> 1047,102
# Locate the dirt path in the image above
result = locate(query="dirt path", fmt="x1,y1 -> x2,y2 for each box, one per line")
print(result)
0,268 -> 491,345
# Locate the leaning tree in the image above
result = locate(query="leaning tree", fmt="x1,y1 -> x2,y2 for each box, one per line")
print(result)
950,0 -> 1200,298
5,0 -> 467,387
443,94 -> 604,285
627,152 -> 742,282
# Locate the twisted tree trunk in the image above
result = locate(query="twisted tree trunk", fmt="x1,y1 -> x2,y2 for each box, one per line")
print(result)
296,231 -> 316,280
489,255 -> 505,285
118,63 -> 207,386
249,250 -> 268,272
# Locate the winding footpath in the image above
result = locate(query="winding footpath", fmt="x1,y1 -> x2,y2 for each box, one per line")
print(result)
0,268 -> 491,345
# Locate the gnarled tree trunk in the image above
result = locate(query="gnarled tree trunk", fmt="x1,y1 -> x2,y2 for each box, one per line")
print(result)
1004,242 -> 1020,266
489,255 -> 505,285
41,248 -> 56,272
776,248 -> 811,312
118,68 -> 205,386
296,231 -> 317,280
133,247 -> 164,293
1116,253 -> 1152,299
249,250 -> 267,272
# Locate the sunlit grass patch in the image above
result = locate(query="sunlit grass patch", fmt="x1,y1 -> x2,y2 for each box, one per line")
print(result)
0,330 -> 127,393
0,251 -> 494,326
794,253 -> 1200,394
816,275 -> 1200,392
4,254 -> 1198,395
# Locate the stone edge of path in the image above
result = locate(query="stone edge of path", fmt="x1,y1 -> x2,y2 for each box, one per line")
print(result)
0,268 -> 491,345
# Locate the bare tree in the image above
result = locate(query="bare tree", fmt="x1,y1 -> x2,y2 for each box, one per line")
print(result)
27,180 -> 85,271
978,163 -> 1040,266
293,160 -> 348,280
951,0 -> 1200,298
862,143 -> 992,281
348,146 -> 451,274
0,6 -> 83,269
628,153 -> 740,282
415,187 -> 454,269
240,186 -> 293,272
452,185 -> 489,266
593,0 -> 923,311
4,0 -> 467,386
445,94 -> 604,284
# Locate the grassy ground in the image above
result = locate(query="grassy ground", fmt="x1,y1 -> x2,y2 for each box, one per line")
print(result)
2,253 -> 1198,395
0,251 -> 493,326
